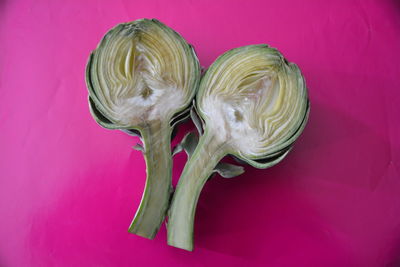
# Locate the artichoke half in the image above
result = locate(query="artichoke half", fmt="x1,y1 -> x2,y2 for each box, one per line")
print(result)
86,19 -> 201,239
167,45 -> 310,251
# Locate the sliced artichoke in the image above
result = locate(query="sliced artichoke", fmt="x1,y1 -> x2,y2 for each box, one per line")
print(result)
167,45 -> 310,251
85,19 -> 200,239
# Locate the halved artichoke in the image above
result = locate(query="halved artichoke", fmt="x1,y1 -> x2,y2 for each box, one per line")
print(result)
85,19 -> 200,239
167,45 -> 310,251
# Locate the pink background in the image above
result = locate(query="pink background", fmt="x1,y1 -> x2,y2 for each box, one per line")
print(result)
1,0 -> 400,266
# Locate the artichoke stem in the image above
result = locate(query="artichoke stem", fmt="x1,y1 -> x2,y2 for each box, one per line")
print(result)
167,131 -> 227,251
128,120 -> 172,239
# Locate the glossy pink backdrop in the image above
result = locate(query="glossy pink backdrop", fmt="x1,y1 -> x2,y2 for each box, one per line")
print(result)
1,0 -> 400,266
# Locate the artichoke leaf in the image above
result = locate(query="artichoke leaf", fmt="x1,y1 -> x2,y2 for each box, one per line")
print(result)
172,132 -> 199,158
170,106 -> 191,129
213,162 -> 244,178
132,143 -> 144,152
121,129 -> 141,137
190,101 -> 204,135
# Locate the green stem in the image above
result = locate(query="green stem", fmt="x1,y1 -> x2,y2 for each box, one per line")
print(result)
167,131 -> 227,251
128,120 -> 173,239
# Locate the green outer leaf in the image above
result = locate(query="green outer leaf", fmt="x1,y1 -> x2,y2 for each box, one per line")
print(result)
170,106 -> 191,129
88,97 -> 119,129
132,143 -> 144,151
238,148 -> 292,169
213,162 -> 244,178
172,132 -> 199,157
121,129 -> 141,137
190,101 -> 204,135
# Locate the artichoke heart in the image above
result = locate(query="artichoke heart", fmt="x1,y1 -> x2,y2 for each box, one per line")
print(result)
85,19 -> 200,239
167,44 -> 309,251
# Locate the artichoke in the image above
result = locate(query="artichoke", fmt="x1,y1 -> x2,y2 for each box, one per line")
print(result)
167,45 -> 310,251
85,19 -> 200,239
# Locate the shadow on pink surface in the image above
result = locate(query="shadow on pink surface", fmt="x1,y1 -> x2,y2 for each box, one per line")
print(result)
194,101 -> 392,259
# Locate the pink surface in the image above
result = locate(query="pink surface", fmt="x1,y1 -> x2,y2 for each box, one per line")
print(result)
1,0 -> 400,266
